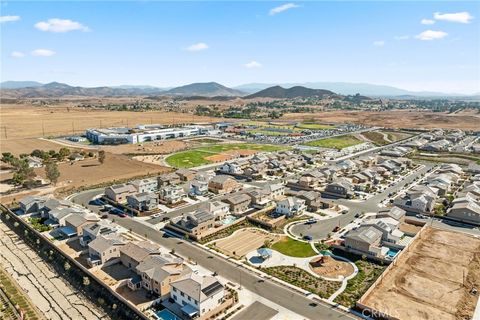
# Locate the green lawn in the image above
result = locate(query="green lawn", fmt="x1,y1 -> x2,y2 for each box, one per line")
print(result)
296,123 -> 335,130
302,135 -> 363,150
271,237 -> 316,257
165,143 -> 286,168
248,129 -> 290,136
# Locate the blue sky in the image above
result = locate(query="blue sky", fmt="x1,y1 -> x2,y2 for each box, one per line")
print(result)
1,1 -> 479,93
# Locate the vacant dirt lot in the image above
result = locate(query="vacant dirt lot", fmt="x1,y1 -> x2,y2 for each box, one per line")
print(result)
34,152 -> 171,193
359,227 -> 480,320
282,109 -> 480,130
310,256 -> 355,278
212,228 -> 282,259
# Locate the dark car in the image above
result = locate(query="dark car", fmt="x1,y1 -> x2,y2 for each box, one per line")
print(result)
303,235 -> 313,241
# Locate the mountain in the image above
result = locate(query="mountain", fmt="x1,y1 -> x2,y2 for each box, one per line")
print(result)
246,86 -> 335,99
0,82 -> 167,98
235,82 -> 468,97
0,81 -> 44,89
165,82 -> 245,97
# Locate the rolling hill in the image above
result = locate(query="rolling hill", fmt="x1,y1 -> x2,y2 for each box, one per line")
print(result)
164,82 -> 244,97
245,85 -> 335,99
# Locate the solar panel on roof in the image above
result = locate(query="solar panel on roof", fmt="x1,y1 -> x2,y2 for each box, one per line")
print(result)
201,281 -> 223,297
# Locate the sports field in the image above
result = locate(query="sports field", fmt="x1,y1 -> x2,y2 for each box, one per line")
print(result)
212,228 -> 282,259
302,135 -> 363,149
165,143 -> 286,168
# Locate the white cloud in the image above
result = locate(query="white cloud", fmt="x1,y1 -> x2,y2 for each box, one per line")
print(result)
0,15 -> 20,23
394,35 -> 410,40
34,18 -> 89,32
186,42 -> 209,52
415,30 -> 448,41
11,51 -> 25,58
31,49 -> 56,57
434,11 -> 473,24
373,40 -> 385,47
269,3 -> 299,15
244,61 -> 262,68
421,19 -> 435,25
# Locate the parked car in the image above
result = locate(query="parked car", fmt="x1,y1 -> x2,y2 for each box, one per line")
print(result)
303,235 -> 313,241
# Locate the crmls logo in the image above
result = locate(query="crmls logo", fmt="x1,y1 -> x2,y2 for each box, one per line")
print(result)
361,308 -> 399,319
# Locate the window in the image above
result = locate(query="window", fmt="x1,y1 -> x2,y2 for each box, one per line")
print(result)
180,292 -> 184,297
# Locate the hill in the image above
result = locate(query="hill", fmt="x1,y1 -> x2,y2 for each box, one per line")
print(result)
245,85 -> 335,99
165,82 -> 244,97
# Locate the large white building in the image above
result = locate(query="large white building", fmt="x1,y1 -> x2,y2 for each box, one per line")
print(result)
86,124 -> 210,144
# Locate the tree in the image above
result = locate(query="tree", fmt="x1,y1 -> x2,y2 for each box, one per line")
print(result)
12,159 -> 35,186
45,161 -> 60,185
98,150 -> 106,165
58,147 -> 70,160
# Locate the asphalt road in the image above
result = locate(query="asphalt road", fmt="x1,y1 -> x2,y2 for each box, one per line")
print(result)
291,164 -> 433,240
109,215 -> 357,320
231,301 -> 278,320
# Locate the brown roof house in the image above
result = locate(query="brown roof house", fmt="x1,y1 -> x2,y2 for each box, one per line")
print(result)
208,175 -> 241,194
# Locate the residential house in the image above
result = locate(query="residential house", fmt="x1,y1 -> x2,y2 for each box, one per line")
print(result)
323,178 -> 354,199
80,221 -> 119,247
133,255 -> 191,298
246,189 -> 272,208
26,156 -> 43,168
130,178 -> 158,193
120,241 -> 161,270
208,175 -> 241,194
222,193 -> 251,215
188,180 -> 209,196
394,185 -> 438,214
127,192 -> 158,211
105,184 -> 136,203
202,201 -> 230,220
64,213 -> 99,236
276,197 -> 306,217
159,185 -> 186,205
157,172 -> 181,188
376,206 -> 406,222
219,162 -> 243,175
176,169 -> 197,182
87,235 -> 125,267
19,195 -> 46,214
446,199 -> 480,225
344,226 -> 384,258
263,184 -> 285,200
171,211 -> 216,237
171,275 -> 225,318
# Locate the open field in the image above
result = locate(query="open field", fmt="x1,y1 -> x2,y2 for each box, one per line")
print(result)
296,123 -> 335,130
282,109 -> 480,130
212,228 -> 282,259
271,237 -> 317,258
0,104 -> 219,155
165,143 -> 286,168
302,135 -> 363,149
358,227 -> 480,320
34,152 -> 170,192
361,130 -> 412,146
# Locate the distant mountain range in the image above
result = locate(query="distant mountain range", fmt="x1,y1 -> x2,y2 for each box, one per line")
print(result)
1,80 -> 476,98
234,82 -> 472,97
245,86 -> 335,99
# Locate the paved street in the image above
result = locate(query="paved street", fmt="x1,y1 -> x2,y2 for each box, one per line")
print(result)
232,301 -> 278,320
291,164 -> 432,240
106,215 -> 356,320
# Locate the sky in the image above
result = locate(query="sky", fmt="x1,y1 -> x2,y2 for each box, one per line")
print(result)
1,1 -> 479,94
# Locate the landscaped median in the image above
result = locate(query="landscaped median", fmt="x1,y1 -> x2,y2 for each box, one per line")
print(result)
165,143 -> 287,168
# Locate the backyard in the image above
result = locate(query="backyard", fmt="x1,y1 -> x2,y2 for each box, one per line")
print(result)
270,237 -> 316,258
165,143 -> 286,168
262,266 -> 341,299
302,135 -> 363,149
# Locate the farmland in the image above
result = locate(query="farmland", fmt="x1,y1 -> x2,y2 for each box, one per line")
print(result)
302,135 -> 363,149
165,143 -> 286,168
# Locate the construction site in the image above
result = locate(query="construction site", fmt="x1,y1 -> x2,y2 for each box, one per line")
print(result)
357,227 -> 480,320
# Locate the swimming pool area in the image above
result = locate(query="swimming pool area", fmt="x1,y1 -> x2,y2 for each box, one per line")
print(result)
155,309 -> 180,320
221,215 -> 238,225
387,248 -> 400,258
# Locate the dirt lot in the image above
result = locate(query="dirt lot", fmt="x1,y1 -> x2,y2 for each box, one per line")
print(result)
212,228 -> 282,259
34,152 -> 171,193
0,104 -> 218,155
359,227 -> 480,320
310,256 -> 355,278
282,109 -> 480,130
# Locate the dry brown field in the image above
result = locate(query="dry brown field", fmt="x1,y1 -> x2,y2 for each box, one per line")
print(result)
359,227 -> 480,320
282,109 -> 480,130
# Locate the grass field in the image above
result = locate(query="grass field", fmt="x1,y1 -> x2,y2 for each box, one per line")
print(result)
271,237 -> 316,258
165,143 -> 286,168
362,131 -> 412,146
302,135 -> 363,149
296,123 -> 335,130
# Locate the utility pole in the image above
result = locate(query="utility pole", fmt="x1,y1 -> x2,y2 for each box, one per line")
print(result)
72,121 -> 75,135
3,126 -> 7,139
42,121 -> 45,137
